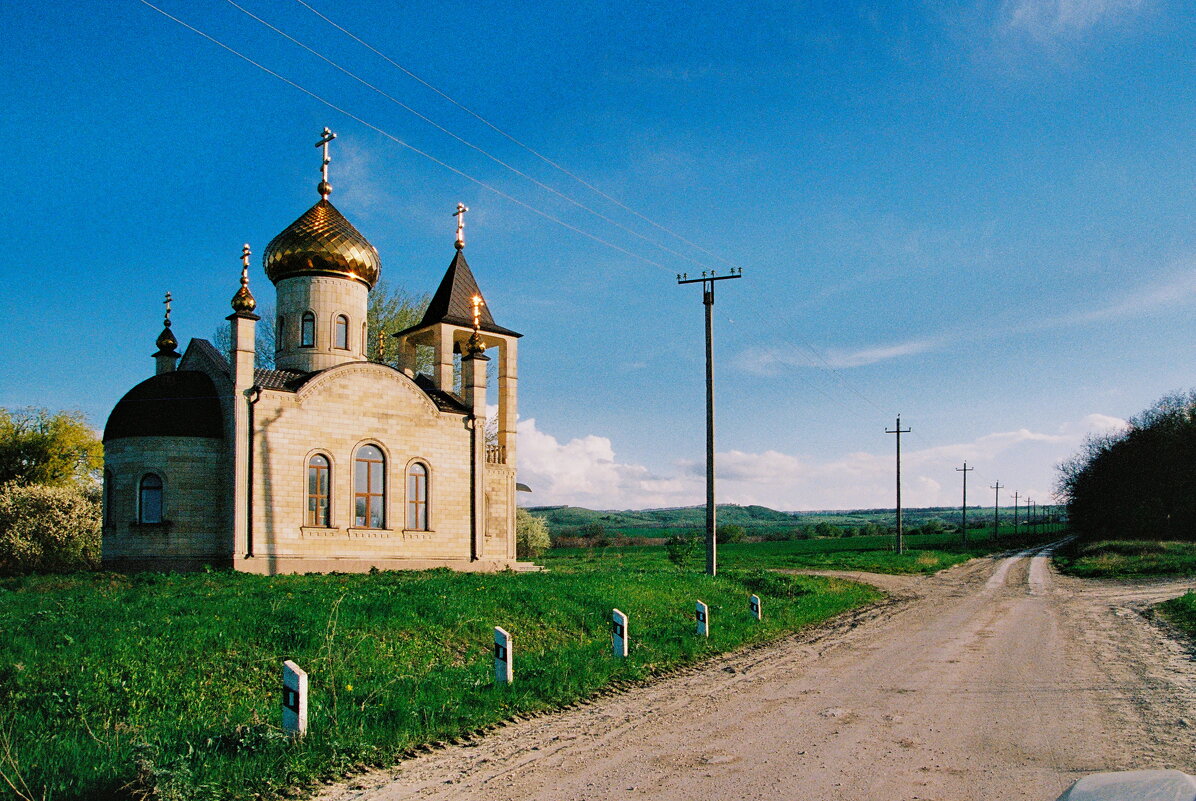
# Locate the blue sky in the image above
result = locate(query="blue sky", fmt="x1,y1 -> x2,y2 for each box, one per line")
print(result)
3,0 -> 1193,511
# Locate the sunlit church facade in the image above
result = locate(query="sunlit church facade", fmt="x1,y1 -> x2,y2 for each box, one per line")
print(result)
101,131 -> 524,573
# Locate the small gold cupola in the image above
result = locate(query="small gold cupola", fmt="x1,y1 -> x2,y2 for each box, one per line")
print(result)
230,244 -> 257,313
152,292 -> 182,375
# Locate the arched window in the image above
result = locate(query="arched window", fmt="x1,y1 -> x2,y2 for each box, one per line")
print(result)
103,469 -> 114,527
276,315 -> 285,349
406,462 -> 428,530
301,311 -> 316,348
139,473 -> 163,524
362,322 -> 367,356
354,445 -> 385,528
307,454 -> 331,527
335,315 -> 349,349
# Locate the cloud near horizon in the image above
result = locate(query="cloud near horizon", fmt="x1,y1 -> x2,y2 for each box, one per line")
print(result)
515,413 -> 1127,512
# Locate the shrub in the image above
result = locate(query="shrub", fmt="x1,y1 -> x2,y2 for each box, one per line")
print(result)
0,482 -> 100,574
515,508 -> 551,559
665,530 -> 699,570
716,523 -> 746,544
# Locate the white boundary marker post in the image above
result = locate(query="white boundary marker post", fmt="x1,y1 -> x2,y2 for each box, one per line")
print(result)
282,660 -> 308,737
612,608 -> 629,658
749,594 -> 762,621
695,600 -> 709,637
494,626 -> 513,685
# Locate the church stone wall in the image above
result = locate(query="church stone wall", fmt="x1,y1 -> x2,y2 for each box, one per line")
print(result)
238,362 -> 514,574
102,436 -> 231,570
484,464 -> 516,560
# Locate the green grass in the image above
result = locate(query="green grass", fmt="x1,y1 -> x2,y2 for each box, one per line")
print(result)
1053,539 -> 1196,578
1156,591 -> 1196,636
0,567 -> 879,801
545,526 -> 1064,576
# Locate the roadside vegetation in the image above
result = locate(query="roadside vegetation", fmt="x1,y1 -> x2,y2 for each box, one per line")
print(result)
1053,539 -> 1196,578
1156,592 -> 1196,638
0,566 -> 878,800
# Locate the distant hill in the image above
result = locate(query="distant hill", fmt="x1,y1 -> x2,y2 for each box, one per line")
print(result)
525,504 -> 981,534
525,504 -> 798,531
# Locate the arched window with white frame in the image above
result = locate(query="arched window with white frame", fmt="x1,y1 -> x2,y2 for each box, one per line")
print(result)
307,454 -> 331,527
334,314 -> 349,349
406,462 -> 429,530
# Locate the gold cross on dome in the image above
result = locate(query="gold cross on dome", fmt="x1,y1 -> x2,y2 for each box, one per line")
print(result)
315,127 -> 336,195
453,203 -> 469,249
163,292 -> 173,325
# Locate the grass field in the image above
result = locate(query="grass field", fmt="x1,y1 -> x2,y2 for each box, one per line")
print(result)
0,566 -> 879,801
1052,539 -> 1196,578
545,526 -> 1065,575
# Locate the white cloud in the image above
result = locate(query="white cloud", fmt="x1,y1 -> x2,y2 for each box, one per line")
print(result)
1000,0 -> 1146,40
740,336 -> 944,374
741,262 -> 1196,375
516,413 -> 1127,511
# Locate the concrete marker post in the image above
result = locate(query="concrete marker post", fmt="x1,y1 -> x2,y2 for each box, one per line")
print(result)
494,626 -> 513,685
749,594 -> 762,621
612,608 -> 629,658
695,600 -> 709,637
281,660 -> 308,737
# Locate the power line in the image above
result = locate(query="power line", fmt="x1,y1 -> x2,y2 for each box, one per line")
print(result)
291,0 -> 743,272
134,0 -> 676,274
224,0 -> 724,274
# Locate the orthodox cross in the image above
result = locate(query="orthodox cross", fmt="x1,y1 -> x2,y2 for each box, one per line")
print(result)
240,243 -> 251,284
453,203 -> 469,249
163,292 -> 173,327
376,330 -> 387,362
315,127 -> 336,197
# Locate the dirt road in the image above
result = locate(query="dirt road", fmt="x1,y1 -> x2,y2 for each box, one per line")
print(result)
319,549 -> 1196,801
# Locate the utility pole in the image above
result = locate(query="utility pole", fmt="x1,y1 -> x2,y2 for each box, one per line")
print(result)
886,415 -> 912,555
991,481 -> 1003,541
956,462 -> 974,548
1013,491 -> 1020,537
1031,500 -> 1037,536
677,268 -> 743,577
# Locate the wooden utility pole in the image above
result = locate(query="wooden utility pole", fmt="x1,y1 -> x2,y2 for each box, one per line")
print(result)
1013,491 -> 1020,537
677,268 -> 743,577
886,416 -> 912,555
956,462 -> 974,548
991,481 -> 1003,540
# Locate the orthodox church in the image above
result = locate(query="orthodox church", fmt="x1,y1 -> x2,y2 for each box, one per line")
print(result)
101,129 -> 524,573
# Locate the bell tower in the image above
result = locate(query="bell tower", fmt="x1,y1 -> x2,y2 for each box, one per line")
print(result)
263,128 -> 380,373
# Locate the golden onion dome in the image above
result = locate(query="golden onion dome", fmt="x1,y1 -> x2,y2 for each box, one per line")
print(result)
263,198 -> 381,288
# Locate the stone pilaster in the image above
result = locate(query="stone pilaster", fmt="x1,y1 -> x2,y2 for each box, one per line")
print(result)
228,311 -> 258,558
498,338 -> 518,468
462,350 -> 489,560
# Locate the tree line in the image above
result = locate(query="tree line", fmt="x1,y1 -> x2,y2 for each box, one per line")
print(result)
1058,390 -> 1196,541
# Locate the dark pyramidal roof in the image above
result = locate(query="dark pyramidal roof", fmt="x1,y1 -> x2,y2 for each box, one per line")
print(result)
104,371 -> 223,442
412,250 -> 521,338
